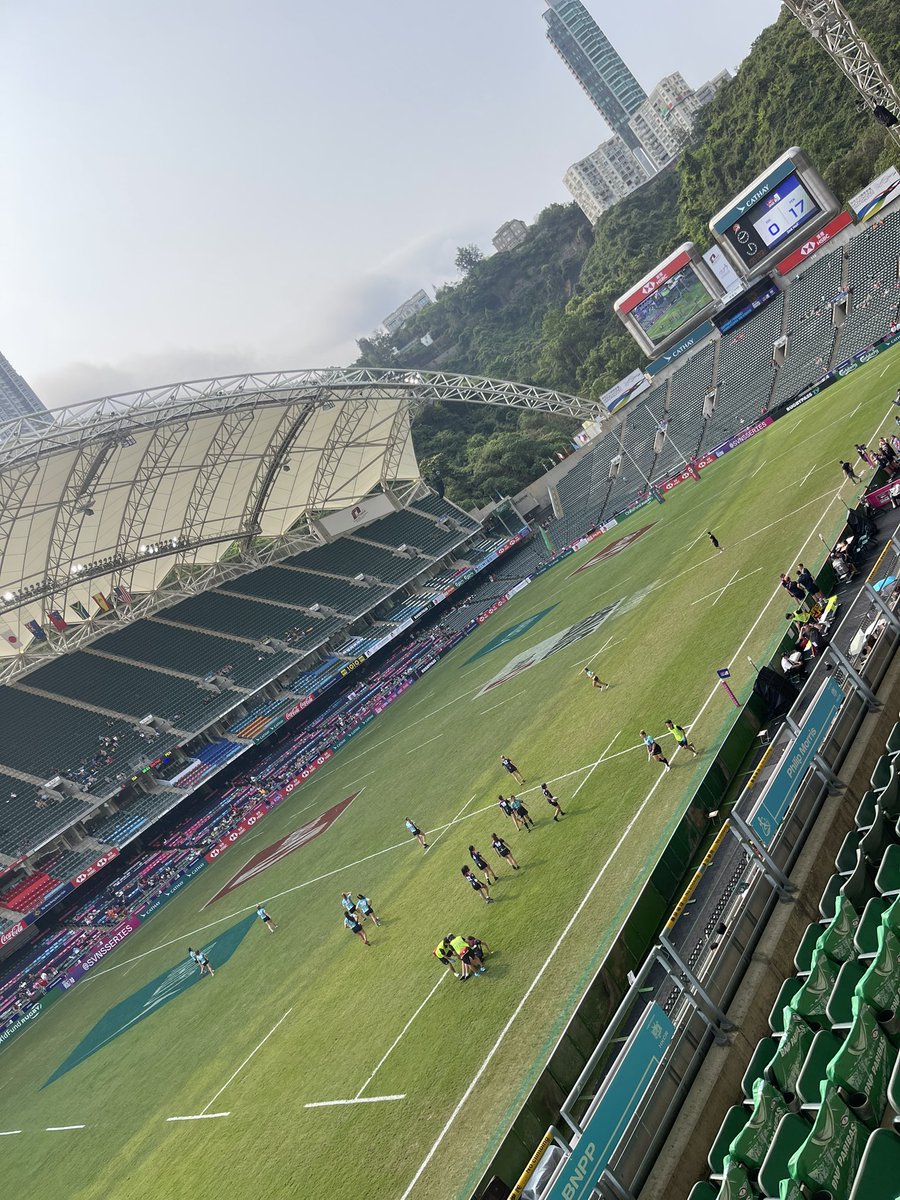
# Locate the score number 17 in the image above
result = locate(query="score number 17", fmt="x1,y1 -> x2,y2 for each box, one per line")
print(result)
768,196 -> 805,238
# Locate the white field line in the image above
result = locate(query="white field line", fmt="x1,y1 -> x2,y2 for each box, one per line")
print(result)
46,1125 -> 85,1131
199,1007 -> 293,1115
354,975 -> 447,1099
397,459 -> 871,1199
690,567 -> 762,608
880,362 -> 894,377
0,1130 -> 22,1135
166,1112 -> 230,1122
583,632 -> 618,668
750,459 -> 768,478
406,733 -> 442,755
478,694 -> 521,715
305,1095 -> 406,1109
344,770 -> 377,788
425,796 -> 478,854
572,731 -> 620,799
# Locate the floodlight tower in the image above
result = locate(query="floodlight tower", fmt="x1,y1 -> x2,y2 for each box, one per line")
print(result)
782,0 -> 900,149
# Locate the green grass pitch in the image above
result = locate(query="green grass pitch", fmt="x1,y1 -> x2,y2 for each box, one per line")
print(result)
2,346 -> 899,1200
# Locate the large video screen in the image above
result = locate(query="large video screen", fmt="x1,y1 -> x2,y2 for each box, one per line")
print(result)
629,263 -> 713,347
724,173 -> 821,270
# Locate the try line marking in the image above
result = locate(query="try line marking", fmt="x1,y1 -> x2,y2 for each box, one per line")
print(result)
305,1095 -> 406,1109
46,1124 -> 85,1131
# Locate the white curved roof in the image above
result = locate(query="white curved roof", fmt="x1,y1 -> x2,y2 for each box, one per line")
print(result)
0,368 -> 596,664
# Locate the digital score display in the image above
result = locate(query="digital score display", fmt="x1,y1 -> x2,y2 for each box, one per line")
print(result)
724,174 -> 821,269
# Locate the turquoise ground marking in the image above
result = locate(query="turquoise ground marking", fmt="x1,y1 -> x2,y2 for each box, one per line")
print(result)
44,914 -> 256,1087
463,605 -> 557,665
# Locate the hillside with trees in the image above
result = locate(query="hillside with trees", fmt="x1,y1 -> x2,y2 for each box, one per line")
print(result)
356,0 -> 900,507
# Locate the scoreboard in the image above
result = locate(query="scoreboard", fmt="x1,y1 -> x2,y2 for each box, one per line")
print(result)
709,149 -> 840,280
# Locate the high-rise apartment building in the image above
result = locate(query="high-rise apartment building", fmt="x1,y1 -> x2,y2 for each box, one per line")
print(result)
492,220 -> 529,254
543,0 -> 646,148
628,72 -> 703,172
564,136 -> 652,226
0,351 -> 49,426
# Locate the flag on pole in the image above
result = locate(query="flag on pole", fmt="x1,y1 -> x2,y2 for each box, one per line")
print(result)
113,584 -> 133,606
71,601 -> 90,621
25,619 -> 46,641
93,592 -> 113,613
48,610 -> 68,632
0,626 -> 20,648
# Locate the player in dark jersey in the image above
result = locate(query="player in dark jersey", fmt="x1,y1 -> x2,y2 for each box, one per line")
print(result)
490,832 -> 519,870
500,755 -> 525,784
540,783 -> 565,821
461,865 -> 494,903
498,794 -> 521,831
469,844 -> 499,884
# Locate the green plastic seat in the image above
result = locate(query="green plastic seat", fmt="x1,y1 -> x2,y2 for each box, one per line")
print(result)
716,1156 -> 761,1199
789,1083 -> 868,1197
837,828 -> 864,874
875,844 -> 900,897
855,897 -> 890,959
757,1113 -> 810,1199
790,949 -> 840,1030
880,767 -> 900,820
686,1183 -> 718,1200
856,925 -> 900,1038
819,872 -> 843,920
887,722 -> 900,759
794,923 -> 824,975
708,1104 -> 749,1176
769,978 -> 803,1034
826,958 -> 866,1031
795,1028 -> 843,1105
817,894 -> 860,964
857,789 -> 880,831
731,1077 -> 795,1172
872,755 -> 894,793
849,1128 -> 900,1200
827,996 -> 897,1127
766,1010 -> 816,1103
859,804 -> 894,867
887,1053 -> 900,1123
743,1036 -> 780,1099
842,849 -> 877,910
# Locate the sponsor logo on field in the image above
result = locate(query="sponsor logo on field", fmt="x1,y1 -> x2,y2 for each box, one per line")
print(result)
45,916 -> 256,1086
464,606 -> 558,665
478,603 -> 622,696
206,794 -> 358,905
570,525 -> 654,575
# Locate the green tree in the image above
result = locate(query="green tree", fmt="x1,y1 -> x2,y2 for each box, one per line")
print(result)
454,243 -> 484,276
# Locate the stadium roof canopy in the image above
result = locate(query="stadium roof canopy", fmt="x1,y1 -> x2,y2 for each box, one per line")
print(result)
0,367 -> 598,674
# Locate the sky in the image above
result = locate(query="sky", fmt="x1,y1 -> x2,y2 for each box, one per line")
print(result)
2,0 -> 782,407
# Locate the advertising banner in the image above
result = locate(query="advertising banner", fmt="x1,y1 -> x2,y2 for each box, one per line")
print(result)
702,246 -> 743,300
0,914 -> 34,949
598,369 -> 651,414
775,210 -> 853,274
863,480 -> 900,511
710,417 -> 773,457
849,166 -> 900,222
544,1004 -> 674,1200
136,858 -> 207,921
0,985 -> 65,1052
60,916 -> 142,987
68,849 -> 120,889
750,676 -> 845,847
645,320 -> 715,376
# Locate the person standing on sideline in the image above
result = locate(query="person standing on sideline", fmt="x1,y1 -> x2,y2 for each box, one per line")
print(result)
404,817 -> 428,850
461,865 -> 494,904
582,666 -> 609,690
356,894 -> 380,925
840,460 -> 861,484
508,793 -> 535,831
256,904 -> 277,933
856,443 -> 875,467
796,564 -> 825,605
469,845 -> 499,884
491,832 -> 520,870
707,531 -> 723,552
540,783 -> 565,821
640,730 -> 671,771
500,755 -> 525,784
779,574 -> 806,605
344,912 -> 370,945
433,937 -> 459,978
665,720 -> 698,756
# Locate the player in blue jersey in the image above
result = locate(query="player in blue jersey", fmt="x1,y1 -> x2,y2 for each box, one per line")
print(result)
404,818 -> 428,850
256,904 -> 277,933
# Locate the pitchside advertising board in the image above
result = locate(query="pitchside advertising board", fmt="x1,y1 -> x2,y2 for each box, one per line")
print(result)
849,166 -> 900,222
709,147 -> 840,281
614,243 -> 725,359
